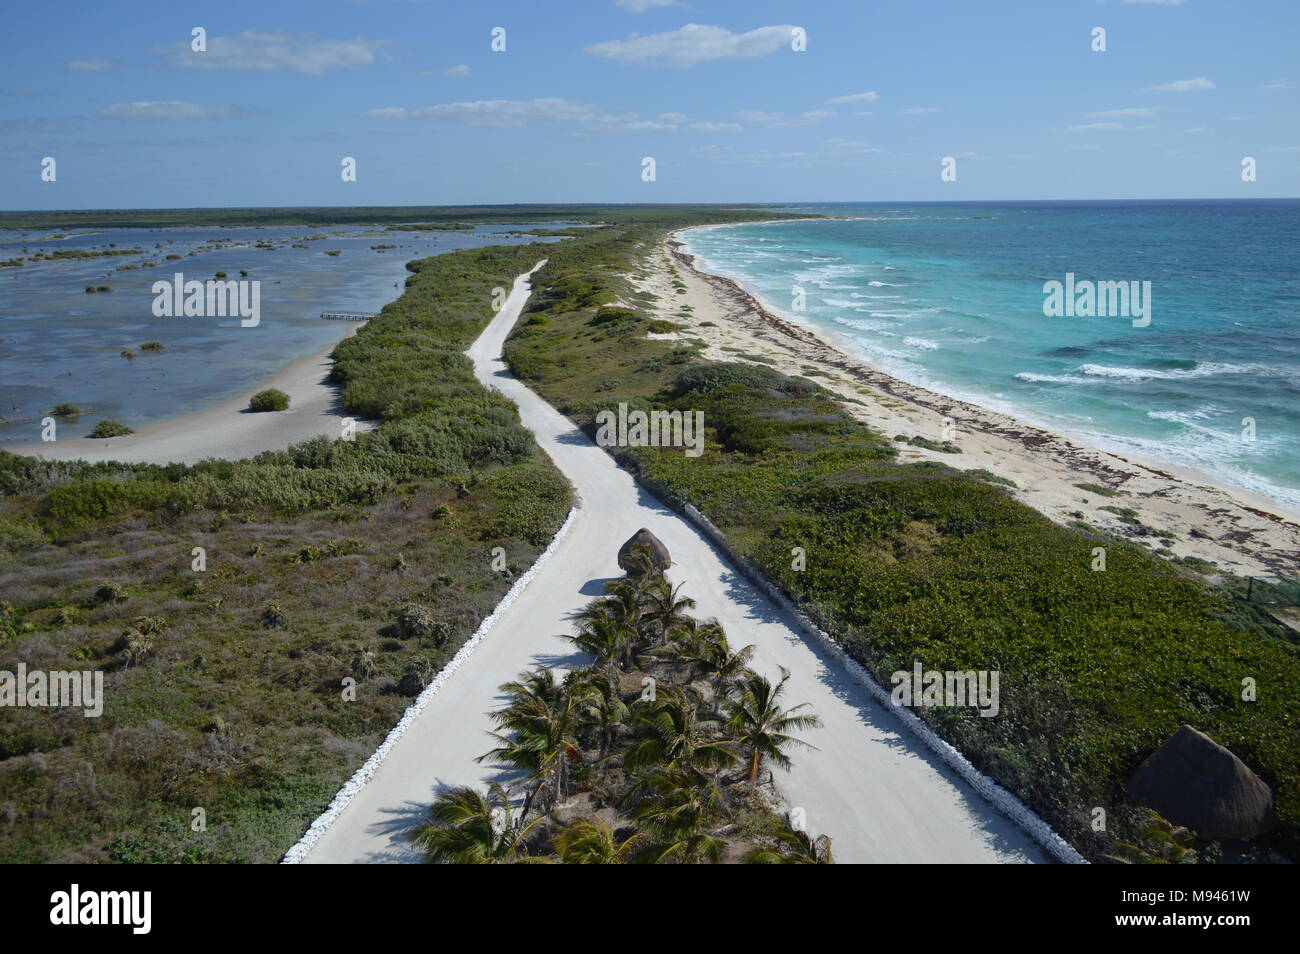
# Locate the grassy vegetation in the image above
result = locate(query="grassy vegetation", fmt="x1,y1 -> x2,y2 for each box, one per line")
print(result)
500,220 -> 1300,861
1074,482 -> 1119,498
411,549 -> 830,864
0,239 -> 581,862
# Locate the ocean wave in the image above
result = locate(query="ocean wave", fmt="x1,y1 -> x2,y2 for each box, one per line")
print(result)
1078,362 -> 1264,381
832,315 -> 896,333
1014,372 -> 1096,385
868,280 -> 904,287
903,336 -> 940,351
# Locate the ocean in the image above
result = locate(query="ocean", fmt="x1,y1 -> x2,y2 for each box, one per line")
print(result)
0,223 -> 554,448
679,200 -> 1300,510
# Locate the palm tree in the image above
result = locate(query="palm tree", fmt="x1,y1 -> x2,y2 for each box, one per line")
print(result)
568,608 -> 631,683
552,815 -> 645,863
642,575 -> 696,647
478,668 -> 583,818
625,689 -> 737,776
723,668 -> 821,785
409,783 -> 545,864
652,620 -> 752,690
629,764 -> 727,864
574,670 -> 629,759
573,579 -> 646,667
745,824 -> 835,864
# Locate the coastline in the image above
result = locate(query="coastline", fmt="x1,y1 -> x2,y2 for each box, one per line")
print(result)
9,320 -> 371,466
655,225 -> 1300,579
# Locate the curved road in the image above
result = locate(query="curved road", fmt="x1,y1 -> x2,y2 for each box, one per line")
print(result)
301,264 -> 1047,864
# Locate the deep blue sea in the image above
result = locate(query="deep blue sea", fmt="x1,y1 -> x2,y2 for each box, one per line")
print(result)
681,201 -> 1300,510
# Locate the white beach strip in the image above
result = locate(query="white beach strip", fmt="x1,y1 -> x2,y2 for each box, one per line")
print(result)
9,322 -> 371,466
281,507 -> 578,864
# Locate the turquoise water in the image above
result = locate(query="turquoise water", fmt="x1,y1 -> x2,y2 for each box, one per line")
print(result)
0,224 -> 556,446
681,201 -> 1300,510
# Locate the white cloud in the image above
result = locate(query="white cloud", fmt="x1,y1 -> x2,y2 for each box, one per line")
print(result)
157,31 -> 386,74
1182,126 -> 1212,134
686,121 -> 742,132
896,107 -> 941,115
366,98 -> 738,133
586,23 -> 798,68
1087,107 -> 1156,118
827,91 -> 878,105
736,108 -> 831,127
615,0 -> 681,11
445,64 -> 470,77
67,57 -> 118,72
1068,122 -> 1125,132
366,98 -> 602,127
99,101 -> 246,120
1260,80 -> 1293,90
821,138 -> 882,155
1147,76 -> 1215,92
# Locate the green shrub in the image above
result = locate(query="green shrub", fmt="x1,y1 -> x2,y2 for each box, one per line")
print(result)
88,419 -> 133,438
45,478 -> 171,526
261,602 -> 287,628
248,389 -> 290,412
93,581 -> 126,605
51,403 -> 80,417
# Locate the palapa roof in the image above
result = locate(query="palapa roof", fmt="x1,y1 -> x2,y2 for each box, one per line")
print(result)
617,528 -> 671,573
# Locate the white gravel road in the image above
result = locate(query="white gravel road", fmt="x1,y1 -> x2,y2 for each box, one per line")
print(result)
299,264 -> 1048,864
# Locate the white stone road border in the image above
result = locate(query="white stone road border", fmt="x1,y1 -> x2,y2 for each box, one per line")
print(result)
679,502 -> 1088,865
281,507 -> 578,864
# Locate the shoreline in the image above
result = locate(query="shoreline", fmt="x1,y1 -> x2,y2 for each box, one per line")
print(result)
655,224 -> 1300,578
9,320 -> 371,466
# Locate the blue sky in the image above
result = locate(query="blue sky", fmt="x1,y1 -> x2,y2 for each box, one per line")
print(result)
1,0 -> 1297,209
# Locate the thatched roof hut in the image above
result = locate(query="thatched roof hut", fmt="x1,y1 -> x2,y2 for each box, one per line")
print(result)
1127,725 -> 1274,841
618,528 -> 671,574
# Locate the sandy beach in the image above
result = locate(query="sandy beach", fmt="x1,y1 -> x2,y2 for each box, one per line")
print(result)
648,227 -> 1300,580
10,321 -> 371,466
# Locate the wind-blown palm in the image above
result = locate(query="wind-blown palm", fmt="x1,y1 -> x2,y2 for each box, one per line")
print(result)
745,824 -> 835,864
568,608 -> 632,682
629,764 -> 727,864
643,576 -> 696,647
553,815 -> 646,864
409,783 -> 544,864
625,689 -> 737,775
478,668 -> 583,817
574,671 -> 630,758
723,668 -> 821,785
574,580 -> 646,665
